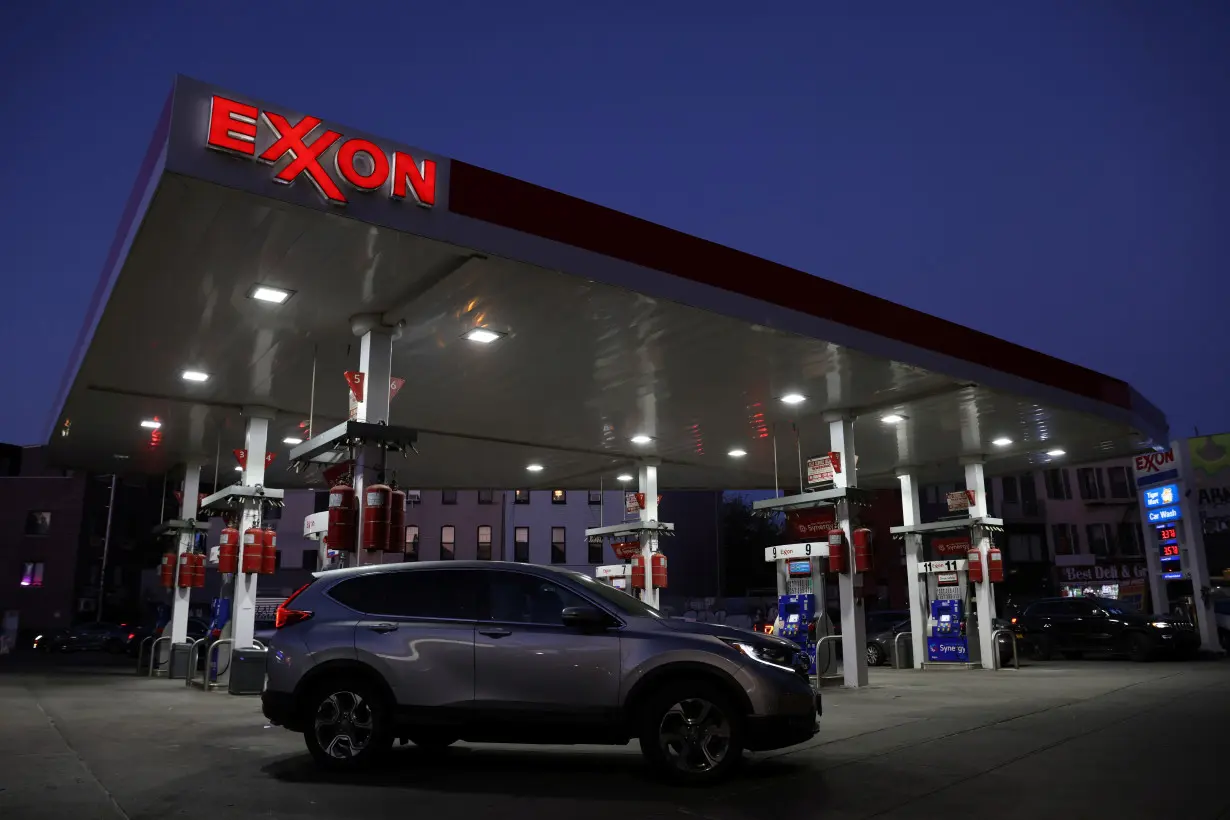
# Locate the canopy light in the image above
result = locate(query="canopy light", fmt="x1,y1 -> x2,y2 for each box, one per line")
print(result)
881,414 -> 904,424
140,419 -> 161,429
1046,449 -> 1066,457
249,285 -> 293,304
617,474 -> 633,482
992,437 -> 1013,447
526,463 -> 544,473
630,435 -> 653,445
780,393 -> 806,405
283,437 -> 303,445
464,328 -> 504,344
181,370 -> 210,383
728,449 -> 747,458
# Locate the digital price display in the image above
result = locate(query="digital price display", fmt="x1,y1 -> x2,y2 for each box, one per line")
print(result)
786,559 -> 812,577
1157,526 -> 1178,542
1159,543 -> 1181,563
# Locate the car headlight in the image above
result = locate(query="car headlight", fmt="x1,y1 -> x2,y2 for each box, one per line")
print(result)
1150,621 -> 1172,629
722,639 -> 802,673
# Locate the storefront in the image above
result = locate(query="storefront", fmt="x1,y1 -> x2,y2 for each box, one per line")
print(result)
1057,561 -> 1149,610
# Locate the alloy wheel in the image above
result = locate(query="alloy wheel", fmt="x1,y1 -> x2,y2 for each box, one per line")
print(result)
657,697 -> 732,773
313,691 -> 374,760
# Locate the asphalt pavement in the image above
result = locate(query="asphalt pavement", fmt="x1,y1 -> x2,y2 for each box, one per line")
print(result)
1,651 -> 1227,820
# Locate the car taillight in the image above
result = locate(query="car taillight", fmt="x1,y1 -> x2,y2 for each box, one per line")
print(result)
1010,617 -> 1017,625
275,582 -> 314,629
128,633 -> 135,640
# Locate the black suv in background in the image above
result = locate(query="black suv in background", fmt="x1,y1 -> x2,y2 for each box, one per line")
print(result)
1013,596 -> 1199,661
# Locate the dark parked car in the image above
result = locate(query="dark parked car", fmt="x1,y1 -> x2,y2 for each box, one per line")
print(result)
865,610 -> 910,667
124,618 -> 210,656
1013,596 -> 1199,662
34,622 -> 130,653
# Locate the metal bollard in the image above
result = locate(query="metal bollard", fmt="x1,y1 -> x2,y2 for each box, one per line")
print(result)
147,636 -> 172,677
991,628 -> 1020,670
203,639 -> 234,691
136,636 -> 154,675
812,635 -> 844,685
893,632 -> 914,669
185,637 -> 207,688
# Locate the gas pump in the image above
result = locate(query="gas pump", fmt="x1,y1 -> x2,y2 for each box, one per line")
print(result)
763,545 -> 837,677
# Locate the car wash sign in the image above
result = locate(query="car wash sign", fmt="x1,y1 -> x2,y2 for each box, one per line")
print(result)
205,95 -> 436,208
1133,448 -> 1178,488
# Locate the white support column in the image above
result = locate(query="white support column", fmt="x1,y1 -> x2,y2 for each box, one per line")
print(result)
638,461 -> 660,609
898,472 -> 925,669
353,323 -> 393,567
167,462 -> 202,644
965,461 -> 996,670
830,417 -> 867,688
230,412 -> 270,650
1175,441 -> 1219,652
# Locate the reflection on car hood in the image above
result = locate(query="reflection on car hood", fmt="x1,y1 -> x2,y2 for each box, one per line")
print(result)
661,618 -> 798,650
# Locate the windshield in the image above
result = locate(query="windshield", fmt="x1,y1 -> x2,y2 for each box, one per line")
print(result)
564,571 -> 663,619
1096,597 -> 1138,615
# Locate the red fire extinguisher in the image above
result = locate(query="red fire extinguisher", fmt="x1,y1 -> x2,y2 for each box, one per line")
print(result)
160,552 -> 176,588
261,527 -> 278,575
363,484 -> 392,552
242,526 -> 265,573
651,553 -> 668,589
987,547 -> 1004,583
327,484 -> 357,552
852,528 -> 874,574
631,554 -> 645,589
388,487 -> 406,551
217,522 -> 240,573
177,552 -> 193,589
826,529 -> 847,573
967,547 -> 984,583
190,553 -> 206,588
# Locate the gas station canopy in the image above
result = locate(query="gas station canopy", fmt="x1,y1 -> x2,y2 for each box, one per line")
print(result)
45,76 -> 1167,490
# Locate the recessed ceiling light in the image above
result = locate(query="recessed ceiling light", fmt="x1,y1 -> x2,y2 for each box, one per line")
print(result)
616,474 -> 634,482
630,435 -> 653,445
1046,449 -> 1066,457
181,370 -> 210,383
728,449 -> 747,457
780,393 -> 806,405
464,328 -> 504,344
283,437 -> 303,445
992,437 -> 1013,447
526,463 -> 544,473
140,419 -> 161,429
881,414 -> 904,424
248,284 -> 293,304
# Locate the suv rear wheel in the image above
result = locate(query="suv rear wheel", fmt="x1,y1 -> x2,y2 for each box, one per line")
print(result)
303,678 -> 392,770
638,679 -> 744,784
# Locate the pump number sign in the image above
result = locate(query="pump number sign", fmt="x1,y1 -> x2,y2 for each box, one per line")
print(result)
764,543 -> 826,561
919,559 -> 968,573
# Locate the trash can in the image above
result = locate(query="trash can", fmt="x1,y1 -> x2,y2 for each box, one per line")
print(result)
228,646 -> 268,695
169,641 -> 193,680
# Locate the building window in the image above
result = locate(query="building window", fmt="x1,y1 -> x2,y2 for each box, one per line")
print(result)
405,525 -> 420,562
1007,533 -> 1044,562
588,490 -> 602,506
442,490 -> 458,505
514,490 -> 530,505
1077,468 -> 1105,501
313,491 -> 330,513
1107,467 -> 1132,499
1086,523 -> 1110,557
514,527 -> 529,562
478,489 -> 494,505
25,512 -> 51,536
588,536 -> 604,564
552,490 -> 566,505
1001,476 -> 1019,504
477,525 -> 493,560
1043,469 -> 1071,500
20,562 -> 45,587
1052,524 -> 1079,556
1118,522 -> 1143,556
551,527 -> 566,563
301,550 -> 319,570
406,490 -> 421,505
440,526 -> 455,560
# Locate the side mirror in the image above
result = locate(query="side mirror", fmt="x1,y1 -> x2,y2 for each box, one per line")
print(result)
561,606 -> 610,631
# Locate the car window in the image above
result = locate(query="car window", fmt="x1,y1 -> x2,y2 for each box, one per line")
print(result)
329,570 -> 478,620
485,571 -> 590,626
1026,601 -> 1060,617
1070,599 -> 1101,615
560,570 -> 662,618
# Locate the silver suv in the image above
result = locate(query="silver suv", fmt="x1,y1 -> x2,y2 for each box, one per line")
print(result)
262,561 -> 820,783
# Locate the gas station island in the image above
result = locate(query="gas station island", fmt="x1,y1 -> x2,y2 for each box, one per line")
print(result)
45,76 -> 1168,689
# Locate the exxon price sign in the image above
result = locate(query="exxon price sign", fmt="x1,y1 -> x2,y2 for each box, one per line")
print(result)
1133,449 -> 1178,488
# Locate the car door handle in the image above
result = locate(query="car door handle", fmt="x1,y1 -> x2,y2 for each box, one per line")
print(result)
478,627 -> 512,639
367,623 -> 399,634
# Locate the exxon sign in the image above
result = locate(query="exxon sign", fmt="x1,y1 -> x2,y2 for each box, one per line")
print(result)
205,96 -> 436,208
1133,449 -> 1178,488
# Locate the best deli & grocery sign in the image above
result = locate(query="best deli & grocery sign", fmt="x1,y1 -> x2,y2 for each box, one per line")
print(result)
205,95 -> 436,208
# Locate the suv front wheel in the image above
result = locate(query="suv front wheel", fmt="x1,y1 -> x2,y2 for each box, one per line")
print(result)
638,679 -> 744,784
303,678 -> 393,770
